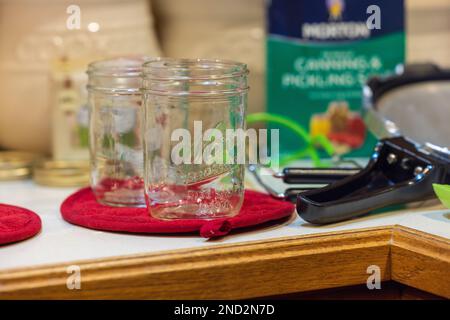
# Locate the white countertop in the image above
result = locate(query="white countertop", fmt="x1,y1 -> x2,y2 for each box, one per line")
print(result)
1,175 -> 449,271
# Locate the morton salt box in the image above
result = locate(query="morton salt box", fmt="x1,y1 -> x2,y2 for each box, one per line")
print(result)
266,0 -> 405,157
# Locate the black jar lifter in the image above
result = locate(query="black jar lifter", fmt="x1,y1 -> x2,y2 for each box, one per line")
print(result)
250,64 -> 450,224
297,63 -> 450,224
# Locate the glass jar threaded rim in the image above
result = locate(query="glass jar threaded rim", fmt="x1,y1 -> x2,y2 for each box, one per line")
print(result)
142,58 -> 249,97
87,56 -> 152,94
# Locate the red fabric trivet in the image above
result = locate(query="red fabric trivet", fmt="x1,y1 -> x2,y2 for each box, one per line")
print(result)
61,188 -> 295,238
0,204 -> 42,245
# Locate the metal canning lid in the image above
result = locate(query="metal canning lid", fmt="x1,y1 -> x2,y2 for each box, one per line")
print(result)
0,152 -> 41,181
33,160 -> 90,187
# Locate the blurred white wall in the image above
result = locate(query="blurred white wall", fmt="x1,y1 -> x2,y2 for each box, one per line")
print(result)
153,0 -> 265,116
407,0 -> 450,66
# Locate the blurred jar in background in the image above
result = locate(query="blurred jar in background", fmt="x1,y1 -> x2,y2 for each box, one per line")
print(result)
0,0 -> 161,154
51,57 -> 91,161
153,0 -> 265,116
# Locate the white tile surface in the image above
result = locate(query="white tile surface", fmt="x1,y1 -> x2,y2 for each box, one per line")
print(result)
0,179 -> 449,271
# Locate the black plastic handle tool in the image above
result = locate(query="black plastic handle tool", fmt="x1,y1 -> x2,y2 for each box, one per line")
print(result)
297,137 -> 450,225
280,167 -> 359,184
284,188 -> 313,202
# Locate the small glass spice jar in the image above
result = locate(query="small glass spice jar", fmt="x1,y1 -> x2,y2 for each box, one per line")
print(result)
87,57 -> 149,207
142,58 -> 248,219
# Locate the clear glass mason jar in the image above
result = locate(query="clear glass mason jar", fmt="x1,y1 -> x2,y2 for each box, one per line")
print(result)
87,57 -> 149,207
142,58 -> 248,219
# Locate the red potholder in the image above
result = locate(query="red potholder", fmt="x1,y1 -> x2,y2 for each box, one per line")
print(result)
61,188 -> 295,238
0,204 -> 42,245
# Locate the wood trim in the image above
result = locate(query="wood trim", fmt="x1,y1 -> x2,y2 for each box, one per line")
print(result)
0,225 -> 448,299
391,226 -> 450,298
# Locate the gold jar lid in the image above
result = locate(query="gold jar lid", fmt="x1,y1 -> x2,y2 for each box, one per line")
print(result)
0,151 -> 41,181
33,160 -> 90,187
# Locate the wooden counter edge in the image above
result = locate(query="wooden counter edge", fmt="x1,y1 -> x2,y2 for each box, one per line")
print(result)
391,226 -> 450,298
0,225 -> 448,299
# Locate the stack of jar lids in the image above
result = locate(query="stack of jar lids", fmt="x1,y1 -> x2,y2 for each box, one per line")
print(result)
0,152 -> 41,181
1,151 -> 90,187
33,160 -> 90,187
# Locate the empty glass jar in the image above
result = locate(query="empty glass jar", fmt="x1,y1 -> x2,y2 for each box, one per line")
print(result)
142,58 -> 248,219
87,57 -> 149,207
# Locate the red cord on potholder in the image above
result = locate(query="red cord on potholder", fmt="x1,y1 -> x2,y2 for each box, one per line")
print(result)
61,188 -> 295,238
0,204 -> 42,245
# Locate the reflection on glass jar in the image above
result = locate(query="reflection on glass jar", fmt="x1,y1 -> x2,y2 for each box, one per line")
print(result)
142,58 -> 248,220
87,57 -> 150,207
